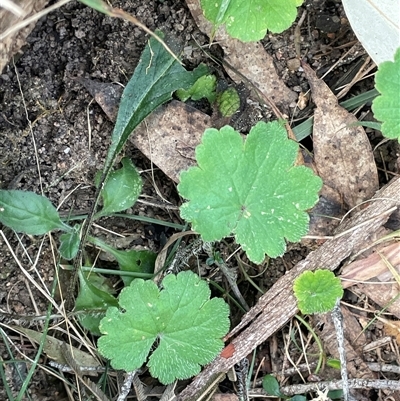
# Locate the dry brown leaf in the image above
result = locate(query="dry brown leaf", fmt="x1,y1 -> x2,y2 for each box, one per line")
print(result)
212,394 -> 239,401
382,318 -> 400,345
0,0 -> 50,73
184,0 -> 297,111
340,242 -> 400,288
132,100 -> 210,183
311,305 -> 374,380
302,62 -> 378,208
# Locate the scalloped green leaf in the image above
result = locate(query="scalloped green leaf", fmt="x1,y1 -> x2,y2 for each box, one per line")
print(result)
0,190 -> 67,235
178,121 -> 322,263
96,157 -> 142,218
98,271 -> 230,384
372,47 -> 400,140
201,0 -> 303,41
293,270 -> 343,315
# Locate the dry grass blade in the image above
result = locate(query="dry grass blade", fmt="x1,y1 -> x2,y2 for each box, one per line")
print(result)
0,0 -> 26,16
0,0 -> 72,41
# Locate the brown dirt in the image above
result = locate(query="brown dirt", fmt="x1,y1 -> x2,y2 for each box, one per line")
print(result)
0,0 -> 398,400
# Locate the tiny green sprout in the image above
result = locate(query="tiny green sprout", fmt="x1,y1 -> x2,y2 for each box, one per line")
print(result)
217,87 -> 240,117
293,270 -> 343,314
176,74 -> 217,103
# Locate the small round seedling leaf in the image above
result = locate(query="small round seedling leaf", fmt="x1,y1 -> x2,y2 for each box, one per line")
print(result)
97,157 -> 142,218
201,0 -> 302,41
59,227 -> 80,260
98,271 -> 230,384
0,190 -> 66,235
217,87 -> 240,117
178,121 -> 322,263
262,374 -> 285,397
293,270 -> 343,314
372,48 -> 400,141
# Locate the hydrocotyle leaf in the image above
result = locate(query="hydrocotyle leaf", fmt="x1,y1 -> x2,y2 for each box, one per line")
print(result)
98,271 -> 230,384
178,121 -> 323,263
372,47 -> 400,141
0,190 -> 67,235
97,157 -> 142,218
293,270 -> 344,314
200,0 -> 302,41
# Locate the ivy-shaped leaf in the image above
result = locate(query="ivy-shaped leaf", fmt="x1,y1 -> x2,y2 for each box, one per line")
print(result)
178,121 -> 322,263
176,74 -> 217,103
96,157 -> 142,218
98,271 -> 230,384
372,47 -> 400,141
0,190 -> 67,235
293,270 -> 343,314
201,0 -> 303,42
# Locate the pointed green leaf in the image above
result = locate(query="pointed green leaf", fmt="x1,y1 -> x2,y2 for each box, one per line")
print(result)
293,270 -> 343,315
0,190 -> 66,235
372,47 -> 400,140
87,236 -> 155,284
104,32 -> 207,171
178,121 -> 322,263
98,271 -> 230,384
97,157 -> 142,218
59,226 -> 81,260
201,0 -> 302,41
75,270 -> 118,335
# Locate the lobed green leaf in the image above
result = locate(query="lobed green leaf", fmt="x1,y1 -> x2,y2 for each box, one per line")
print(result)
98,271 -> 230,384
178,121 -> 322,263
372,47 -> 400,141
201,0 -> 303,41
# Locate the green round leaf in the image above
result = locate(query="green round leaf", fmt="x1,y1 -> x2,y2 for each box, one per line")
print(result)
372,47 -> 400,141
59,227 -> 80,260
0,190 -> 66,235
293,270 -> 344,314
178,121 -> 323,263
97,157 -> 142,217
262,374 -> 284,397
98,271 -> 230,384
201,0 -> 302,41
217,87 -> 240,117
